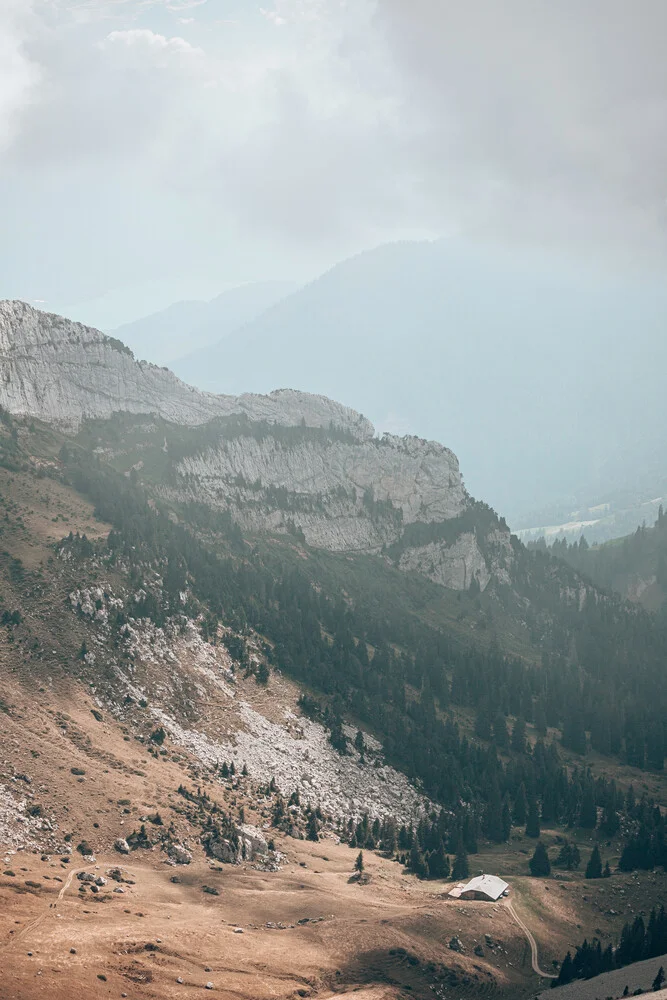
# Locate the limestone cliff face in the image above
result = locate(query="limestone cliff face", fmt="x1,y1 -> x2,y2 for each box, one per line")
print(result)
0,301 -> 372,437
0,300 -> 512,591
173,433 -> 466,553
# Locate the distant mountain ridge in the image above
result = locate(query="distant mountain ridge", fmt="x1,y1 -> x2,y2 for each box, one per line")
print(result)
172,240 -> 667,528
111,279 -> 297,366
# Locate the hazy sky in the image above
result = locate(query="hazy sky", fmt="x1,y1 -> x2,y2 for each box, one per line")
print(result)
1,1 -> 666,328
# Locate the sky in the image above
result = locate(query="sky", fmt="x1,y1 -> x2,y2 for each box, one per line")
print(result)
2,0 -> 666,329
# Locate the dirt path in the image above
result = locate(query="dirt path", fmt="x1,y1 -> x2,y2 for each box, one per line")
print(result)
0,866 -> 86,952
505,898 -> 556,980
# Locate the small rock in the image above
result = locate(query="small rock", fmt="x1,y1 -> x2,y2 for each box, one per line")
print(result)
234,928 -> 243,934
205,982 -> 214,990
70,948 -> 76,954
177,977 -> 184,984
97,973 -> 107,981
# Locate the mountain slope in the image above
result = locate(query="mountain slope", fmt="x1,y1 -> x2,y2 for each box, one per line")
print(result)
112,280 -> 296,366
0,300 -> 513,594
539,508 -> 667,610
172,240 -> 667,525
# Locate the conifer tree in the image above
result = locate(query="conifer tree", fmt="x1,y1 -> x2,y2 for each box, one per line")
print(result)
306,811 -> 320,842
529,841 -> 551,877
513,782 -> 527,826
525,796 -> 540,838
501,795 -> 512,843
452,843 -> 469,880
652,966 -> 665,992
585,845 -> 603,879
355,851 -> 364,874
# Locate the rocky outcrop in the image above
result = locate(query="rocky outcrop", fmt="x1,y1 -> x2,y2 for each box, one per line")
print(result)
1,300 -> 512,591
203,824 -> 268,865
398,528 -> 513,592
173,432 -> 466,555
0,301 -> 372,436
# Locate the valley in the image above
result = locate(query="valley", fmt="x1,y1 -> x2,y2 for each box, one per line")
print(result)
2,303 -> 667,1000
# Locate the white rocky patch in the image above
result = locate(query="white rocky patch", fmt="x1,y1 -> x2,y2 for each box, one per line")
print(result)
0,783 -> 53,851
150,699 -> 429,826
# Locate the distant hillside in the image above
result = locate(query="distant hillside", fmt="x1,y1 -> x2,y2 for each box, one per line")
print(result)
112,280 -> 296,365
537,508 -> 667,611
171,240 -> 667,524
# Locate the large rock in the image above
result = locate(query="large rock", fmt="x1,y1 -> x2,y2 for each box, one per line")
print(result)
202,824 -> 268,865
168,843 -> 192,865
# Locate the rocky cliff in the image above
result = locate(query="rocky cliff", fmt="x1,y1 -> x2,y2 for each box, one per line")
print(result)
0,301 -> 372,437
0,300 -> 512,591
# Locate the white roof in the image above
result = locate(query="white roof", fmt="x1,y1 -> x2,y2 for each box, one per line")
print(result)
457,874 -> 508,900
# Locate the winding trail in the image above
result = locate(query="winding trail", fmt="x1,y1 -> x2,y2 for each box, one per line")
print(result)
0,866 -> 86,952
504,898 -> 557,980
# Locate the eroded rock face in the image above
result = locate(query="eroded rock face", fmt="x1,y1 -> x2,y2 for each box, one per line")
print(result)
1,300 -> 512,591
0,301 -> 373,437
398,529 -> 514,592
168,843 -> 192,865
173,432 -> 466,554
202,824 -> 268,865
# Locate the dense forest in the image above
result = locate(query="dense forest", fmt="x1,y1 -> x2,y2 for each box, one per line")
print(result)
51,430 -> 667,875
529,508 -> 667,606
554,906 -> 667,987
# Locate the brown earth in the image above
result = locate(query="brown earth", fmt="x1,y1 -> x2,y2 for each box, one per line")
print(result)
2,446 -> 667,1000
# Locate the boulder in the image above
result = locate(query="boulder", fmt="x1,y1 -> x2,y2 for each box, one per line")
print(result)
168,843 -> 192,865
449,936 -> 464,953
114,839 -> 130,855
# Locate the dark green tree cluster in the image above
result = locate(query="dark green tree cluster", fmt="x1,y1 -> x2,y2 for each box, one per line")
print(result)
554,907 -> 667,987
59,442 -> 667,836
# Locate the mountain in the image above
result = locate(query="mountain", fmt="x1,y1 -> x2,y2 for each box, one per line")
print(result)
111,280 -> 296,366
173,240 -> 667,528
2,301 -> 667,999
0,299 -> 370,434
538,507 -> 667,611
0,300 -> 513,593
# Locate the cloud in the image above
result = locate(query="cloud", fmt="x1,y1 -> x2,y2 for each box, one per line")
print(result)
2,0 -> 666,314
375,0 -> 667,255
0,3 -> 42,154
102,27 -> 203,56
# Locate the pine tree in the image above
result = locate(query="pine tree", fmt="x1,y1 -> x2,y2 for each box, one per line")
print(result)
452,843 -> 469,880
354,729 -> 365,761
556,951 -> 575,985
484,779 -> 504,843
525,796 -> 540,838
579,781 -> 598,829
513,782 -> 527,826
501,795 -> 512,843
603,861 -> 611,878
585,845 -> 603,879
409,842 -> 428,878
355,851 -> 364,874
306,811 -> 320,842
529,841 -> 551,877
652,966 -> 665,991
